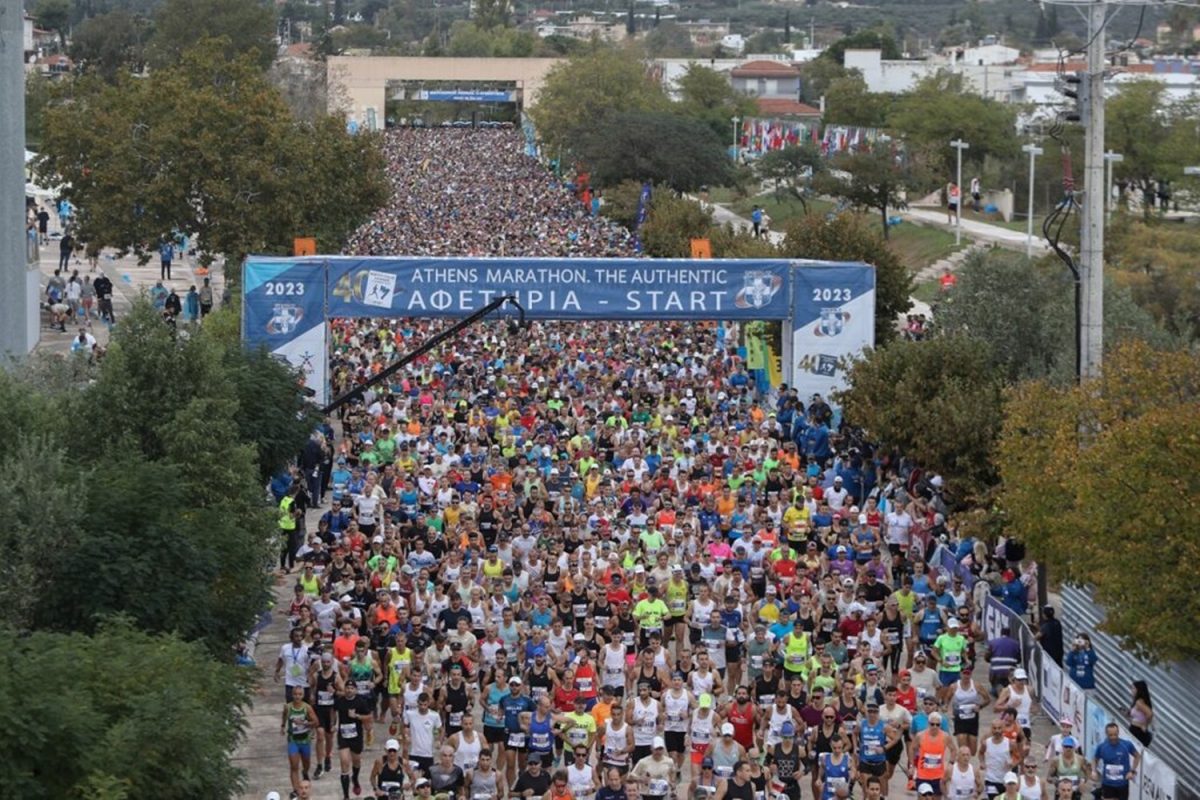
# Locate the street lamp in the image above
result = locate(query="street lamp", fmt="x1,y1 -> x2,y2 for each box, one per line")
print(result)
732,116 -> 741,162
950,139 -> 970,245
1104,151 -> 1124,221
1022,143 -> 1044,259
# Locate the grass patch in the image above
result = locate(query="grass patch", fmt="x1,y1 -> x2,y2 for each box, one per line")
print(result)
706,186 -> 751,205
911,279 -> 945,305
886,222 -> 965,274
728,194 -> 837,227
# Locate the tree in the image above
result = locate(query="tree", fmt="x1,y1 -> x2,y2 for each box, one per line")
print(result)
822,71 -> 891,128
0,621 -> 253,798
674,64 -> 758,143
69,10 -> 148,82
813,148 -> 917,239
799,57 -> 848,104
36,43 -> 388,269
147,0 -> 278,70
779,213 -> 913,345
838,335 -> 1004,497
34,0 -> 71,49
642,21 -> 695,57
1106,82 -> 1199,218
639,191 -> 716,258
574,112 -> 732,193
936,248 -> 1178,383
889,72 -> 1019,182
1107,217 -> 1200,341
996,341 -> 1200,662
529,48 -> 669,155
37,302 -> 299,653
472,0 -> 512,30
755,143 -> 822,212
823,30 -> 901,64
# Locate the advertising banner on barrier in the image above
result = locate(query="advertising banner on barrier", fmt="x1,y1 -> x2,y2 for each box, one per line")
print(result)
1041,658 -> 1064,722
1085,699 -> 1111,762
1060,677 -> 1089,738
322,257 -> 795,320
981,596 -> 1043,699
243,259 -> 328,402
790,265 -> 876,403
1141,750 -> 1178,800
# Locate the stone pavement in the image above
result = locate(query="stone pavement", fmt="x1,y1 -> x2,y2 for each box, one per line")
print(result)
902,207 -> 1049,254
236,507 -> 1059,799
31,225 -> 223,356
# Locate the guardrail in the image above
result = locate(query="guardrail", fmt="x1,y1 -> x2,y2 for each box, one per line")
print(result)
932,546 -> 1190,800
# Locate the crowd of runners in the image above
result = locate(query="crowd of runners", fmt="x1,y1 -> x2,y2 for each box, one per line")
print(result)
343,129 -> 636,258
265,132 -> 1145,800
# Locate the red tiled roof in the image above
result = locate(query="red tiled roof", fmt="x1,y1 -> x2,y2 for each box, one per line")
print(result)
732,59 -> 800,78
756,98 -> 822,116
1024,61 -> 1154,73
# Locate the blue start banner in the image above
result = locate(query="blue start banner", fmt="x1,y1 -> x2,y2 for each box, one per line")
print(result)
243,259 -> 329,396
319,257 -> 793,320
790,264 -> 876,405
419,91 -> 514,103
242,255 -> 875,405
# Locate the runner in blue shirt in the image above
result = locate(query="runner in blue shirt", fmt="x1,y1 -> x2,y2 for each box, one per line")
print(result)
1091,724 -> 1140,800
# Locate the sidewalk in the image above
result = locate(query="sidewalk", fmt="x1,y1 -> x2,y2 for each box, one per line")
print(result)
903,206 -> 1049,253
32,227 -> 223,356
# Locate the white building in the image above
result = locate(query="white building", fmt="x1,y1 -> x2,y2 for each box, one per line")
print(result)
843,49 -> 1200,108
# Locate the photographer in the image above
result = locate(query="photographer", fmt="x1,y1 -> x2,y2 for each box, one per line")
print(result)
1064,634 -> 1097,691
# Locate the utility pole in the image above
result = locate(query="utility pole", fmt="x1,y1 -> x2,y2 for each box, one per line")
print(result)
1,2 -> 31,361
950,139 -> 970,246
1104,151 -> 1123,221
1078,0 -> 1107,380
732,116 -> 741,162
1023,143 -> 1044,258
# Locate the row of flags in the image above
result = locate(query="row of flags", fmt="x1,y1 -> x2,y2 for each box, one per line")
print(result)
737,118 -> 886,157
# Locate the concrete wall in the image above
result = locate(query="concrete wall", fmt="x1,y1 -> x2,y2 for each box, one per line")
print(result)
327,56 -> 563,125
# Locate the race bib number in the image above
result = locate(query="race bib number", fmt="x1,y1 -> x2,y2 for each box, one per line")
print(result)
1104,764 -> 1124,781
943,652 -> 961,667
450,711 -> 464,727
339,723 -> 359,739
750,655 -> 764,670
670,600 -> 686,612
568,728 -> 588,746
649,779 -> 670,795
507,731 -> 527,748
957,704 -> 976,720
715,766 -> 734,778
578,678 -> 594,692
317,691 -> 335,706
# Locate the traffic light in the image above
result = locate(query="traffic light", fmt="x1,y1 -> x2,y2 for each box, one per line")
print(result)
1061,70 -> 1090,126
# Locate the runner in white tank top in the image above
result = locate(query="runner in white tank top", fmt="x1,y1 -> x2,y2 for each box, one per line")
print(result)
690,707 -> 714,757
1019,769 -> 1045,800
690,667 -> 716,698
632,697 -> 660,746
983,733 -> 1014,786
691,598 -> 715,634
948,758 -> 980,800
764,702 -> 797,747
602,643 -> 627,690
453,728 -> 483,770
604,719 -> 631,768
664,689 -> 691,733
1007,684 -> 1034,729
